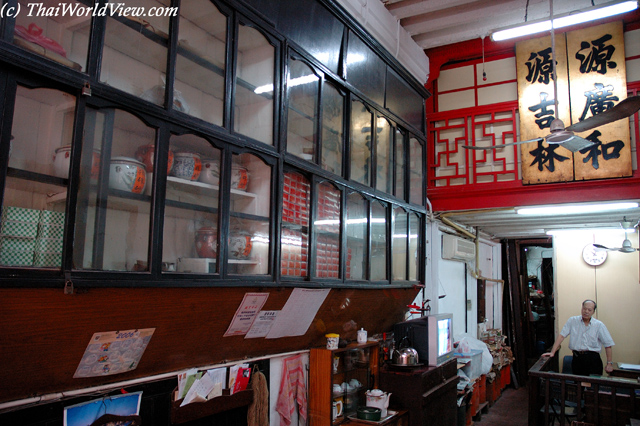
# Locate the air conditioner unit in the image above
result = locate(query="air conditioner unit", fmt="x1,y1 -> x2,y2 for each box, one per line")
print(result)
442,234 -> 476,261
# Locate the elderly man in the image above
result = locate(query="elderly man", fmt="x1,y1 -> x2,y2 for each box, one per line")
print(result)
542,299 -> 615,376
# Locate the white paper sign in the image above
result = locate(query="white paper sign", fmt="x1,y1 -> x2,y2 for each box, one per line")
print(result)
266,288 -> 330,339
224,293 -> 269,337
245,310 -> 278,339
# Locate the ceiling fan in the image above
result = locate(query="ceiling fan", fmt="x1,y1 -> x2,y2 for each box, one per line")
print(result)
594,218 -> 640,253
463,0 -> 640,153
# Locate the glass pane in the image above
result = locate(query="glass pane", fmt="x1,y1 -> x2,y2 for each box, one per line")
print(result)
346,192 -> 366,280
376,117 -> 392,194
409,136 -> 424,205
235,25 -> 274,145
2,86 -> 75,269
408,212 -> 420,281
100,0 -> 171,101
75,108 -> 154,271
371,201 -> 387,281
321,82 -> 343,175
229,153 -> 271,275
15,0 -> 89,72
281,172 -> 310,278
314,182 -> 341,279
395,129 -> 405,199
346,34 -> 385,106
350,100 -> 371,186
287,59 -> 318,161
392,208 -> 407,281
165,134 -> 221,274
176,0 -> 226,125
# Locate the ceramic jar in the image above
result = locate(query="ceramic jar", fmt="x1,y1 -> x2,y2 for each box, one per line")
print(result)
53,145 -> 101,179
134,144 -> 174,174
228,229 -> 252,259
231,164 -> 249,190
108,157 -> 146,194
171,152 -> 202,181
195,227 -> 217,258
199,159 -> 220,186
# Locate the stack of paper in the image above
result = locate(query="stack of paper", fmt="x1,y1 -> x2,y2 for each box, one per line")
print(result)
178,368 -> 227,407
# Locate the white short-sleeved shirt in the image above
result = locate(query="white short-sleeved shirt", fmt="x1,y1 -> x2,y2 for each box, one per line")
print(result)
560,315 -> 615,352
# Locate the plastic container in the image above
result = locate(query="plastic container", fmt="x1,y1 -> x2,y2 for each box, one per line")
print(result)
454,349 -> 483,380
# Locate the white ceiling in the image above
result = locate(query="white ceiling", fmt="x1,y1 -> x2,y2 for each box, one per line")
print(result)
380,0 -> 616,50
436,202 -> 640,239
375,0 -> 640,239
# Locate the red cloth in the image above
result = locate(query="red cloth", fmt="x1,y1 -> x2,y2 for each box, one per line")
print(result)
14,23 -> 67,57
276,354 -> 307,426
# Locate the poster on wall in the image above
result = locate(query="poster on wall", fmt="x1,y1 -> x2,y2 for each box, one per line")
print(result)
224,292 -> 269,337
63,392 -> 142,426
73,328 -> 155,378
516,34 -> 573,184
566,21 -> 632,181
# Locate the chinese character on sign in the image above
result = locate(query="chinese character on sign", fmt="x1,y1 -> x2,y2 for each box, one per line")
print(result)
579,82 -> 619,121
575,34 -> 617,75
528,92 -> 556,129
529,140 -> 570,172
579,130 -> 625,170
525,47 -> 555,84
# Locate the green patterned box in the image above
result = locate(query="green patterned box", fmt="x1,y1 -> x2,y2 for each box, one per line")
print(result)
33,251 -> 62,267
1,206 -> 40,222
35,237 -> 63,252
39,210 -> 65,225
1,220 -> 39,237
37,223 -> 64,239
0,249 -> 34,266
1,236 -> 36,252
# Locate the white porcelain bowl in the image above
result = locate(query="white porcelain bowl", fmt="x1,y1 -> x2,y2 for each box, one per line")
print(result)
53,145 -> 101,179
109,157 -> 146,194
199,159 -> 220,185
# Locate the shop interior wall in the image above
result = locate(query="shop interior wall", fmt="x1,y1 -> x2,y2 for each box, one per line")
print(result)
553,231 -> 640,365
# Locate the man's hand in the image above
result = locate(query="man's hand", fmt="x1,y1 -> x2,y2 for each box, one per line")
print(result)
605,363 -> 614,374
541,352 -> 553,357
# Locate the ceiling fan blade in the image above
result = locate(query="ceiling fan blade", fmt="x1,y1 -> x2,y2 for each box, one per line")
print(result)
547,134 -> 596,152
565,95 -> 640,133
593,243 -> 613,250
462,138 -> 543,150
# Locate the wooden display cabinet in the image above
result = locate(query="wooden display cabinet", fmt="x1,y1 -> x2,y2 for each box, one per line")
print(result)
310,341 -> 379,426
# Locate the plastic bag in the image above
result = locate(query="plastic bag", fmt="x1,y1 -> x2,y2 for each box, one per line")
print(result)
14,23 -> 67,57
454,333 -> 492,376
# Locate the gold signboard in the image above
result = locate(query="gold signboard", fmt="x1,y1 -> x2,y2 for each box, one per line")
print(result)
516,22 -> 631,184
566,22 -> 632,180
517,35 -> 572,184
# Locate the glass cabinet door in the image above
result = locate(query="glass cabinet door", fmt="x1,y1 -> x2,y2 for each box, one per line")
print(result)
228,152 -> 271,275
321,82 -> 344,176
1,85 -> 75,268
74,108 -> 154,271
287,59 -> 319,161
100,0 -> 171,104
165,134 -> 221,274
392,207 -> 407,281
14,0 -> 90,72
350,100 -> 372,186
281,171 -> 310,278
176,0 -> 227,125
346,192 -> 366,280
314,181 -> 341,279
235,24 -> 275,145
370,201 -> 387,281
331,345 -> 374,421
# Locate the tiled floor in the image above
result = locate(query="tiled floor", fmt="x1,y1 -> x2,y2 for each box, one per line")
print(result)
475,385 -> 529,426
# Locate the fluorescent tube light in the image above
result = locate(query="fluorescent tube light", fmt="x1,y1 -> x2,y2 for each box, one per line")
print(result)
491,1 -> 638,41
546,228 -> 635,235
516,202 -> 639,215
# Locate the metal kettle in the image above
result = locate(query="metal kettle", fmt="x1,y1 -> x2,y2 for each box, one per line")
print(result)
391,337 -> 419,366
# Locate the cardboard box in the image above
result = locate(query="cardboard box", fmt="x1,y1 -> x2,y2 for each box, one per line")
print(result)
1,206 -> 40,222
177,257 -> 216,273
35,237 -> 63,252
37,223 -> 64,239
1,220 -> 39,237
39,210 -> 65,225
0,249 -> 34,266
33,251 -> 62,267
1,236 -> 36,252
